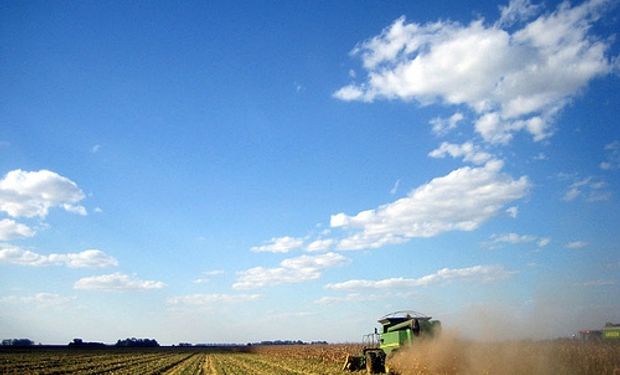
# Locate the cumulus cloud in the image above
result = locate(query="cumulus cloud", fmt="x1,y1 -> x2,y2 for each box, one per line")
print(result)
0,292 -> 76,307
334,0 -> 615,144
0,169 -> 86,218
0,245 -> 118,268
251,236 -> 304,253
326,265 -> 514,291
167,293 -> 261,306
0,219 -> 35,240
428,142 -> 494,165
74,272 -> 166,291
484,232 -> 550,249
330,160 -> 528,250
233,252 -> 348,289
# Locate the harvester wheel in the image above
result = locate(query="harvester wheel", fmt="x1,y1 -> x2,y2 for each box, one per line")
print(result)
342,354 -> 362,371
365,350 -> 385,374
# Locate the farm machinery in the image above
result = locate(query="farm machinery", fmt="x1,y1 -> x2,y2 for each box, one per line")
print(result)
343,311 -> 441,374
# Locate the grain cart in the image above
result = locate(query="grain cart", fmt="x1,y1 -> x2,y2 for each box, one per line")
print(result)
343,311 -> 441,374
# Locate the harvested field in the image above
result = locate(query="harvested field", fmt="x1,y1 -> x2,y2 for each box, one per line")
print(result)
0,341 -> 618,374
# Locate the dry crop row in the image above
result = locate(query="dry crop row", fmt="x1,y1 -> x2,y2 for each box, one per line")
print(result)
0,350 -> 197,375
0,348 -> 353,375
2,341 -> 618,375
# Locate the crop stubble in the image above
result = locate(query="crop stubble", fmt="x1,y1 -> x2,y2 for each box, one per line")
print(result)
1,341 -> 618,374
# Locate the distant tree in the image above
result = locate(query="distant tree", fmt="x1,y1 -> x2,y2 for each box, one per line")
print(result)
68,338 -> 106,348
2,338 -> 34,346
115,337 -> 159,347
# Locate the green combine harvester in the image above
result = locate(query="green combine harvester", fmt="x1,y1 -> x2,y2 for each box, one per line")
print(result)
343,310 -> 441,374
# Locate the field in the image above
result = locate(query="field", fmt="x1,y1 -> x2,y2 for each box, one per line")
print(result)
0,344 -> 361,375
1,341 -> 619,375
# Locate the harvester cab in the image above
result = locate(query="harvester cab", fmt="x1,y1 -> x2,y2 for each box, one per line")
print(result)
343,310 -> 441,374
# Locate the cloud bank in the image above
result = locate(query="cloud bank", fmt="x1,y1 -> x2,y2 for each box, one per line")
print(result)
0,245 -> 118,268
74,273 -> 166,291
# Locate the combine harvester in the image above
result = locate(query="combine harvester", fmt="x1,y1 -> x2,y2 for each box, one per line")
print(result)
343,310 -> 441,374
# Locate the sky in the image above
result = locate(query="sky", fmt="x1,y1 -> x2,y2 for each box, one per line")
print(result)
1,0 -> 619,345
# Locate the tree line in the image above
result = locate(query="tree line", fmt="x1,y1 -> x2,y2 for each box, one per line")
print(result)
1,337 -> 159,348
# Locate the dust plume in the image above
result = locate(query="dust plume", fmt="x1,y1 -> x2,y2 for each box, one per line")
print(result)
387,330 -> 620,375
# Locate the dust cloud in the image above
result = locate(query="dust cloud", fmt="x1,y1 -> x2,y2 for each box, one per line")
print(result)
388,330 -> 620,375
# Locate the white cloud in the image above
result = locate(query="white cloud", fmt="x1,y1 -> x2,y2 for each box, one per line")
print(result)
600,140 -> 620,170
484,232 -> 550,249
428,142 -> 494,165
193,270 -> 225,284
505,206 -> 519,218
0,245 -> 118,268
326,265 -> 514,291
0,292 -> 76,307
389,179 -> 401,195
429,112 -> 464,136
306,238 -> 335,252
333,85 -> 366,101
533,152 -> 548,161
537,237 -> 551,247
580,279 -> 615,287
74,272 -> 166,291
335,0 -> 614,144
330,160 -> 528,250
565,240 -> 588,249
91,144 -> 102,153
167,293 -> 261,306
0,219 -> 35,240
498,0 -> 543,27
0,169 -> 86,218
233,252 -> 348,290
489,232 -> 537,244
251,236 -> 304,253
562,177 -> 611,202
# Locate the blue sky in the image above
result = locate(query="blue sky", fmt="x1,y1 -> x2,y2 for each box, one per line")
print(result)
1,0 -> 619,344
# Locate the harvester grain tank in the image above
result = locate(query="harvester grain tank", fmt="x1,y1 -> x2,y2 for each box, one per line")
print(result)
343,310 -> 441,374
